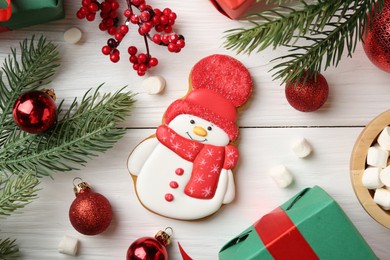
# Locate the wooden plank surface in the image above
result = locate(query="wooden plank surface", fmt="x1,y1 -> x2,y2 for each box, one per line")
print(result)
1,1 -> 390,259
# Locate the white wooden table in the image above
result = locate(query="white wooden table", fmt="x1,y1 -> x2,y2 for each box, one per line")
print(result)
1,1 -> 390,259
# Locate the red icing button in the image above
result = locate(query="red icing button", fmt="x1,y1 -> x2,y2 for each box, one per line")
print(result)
170,181 -> 179,189
165,193 -> 174,202
175,168 -> 184,175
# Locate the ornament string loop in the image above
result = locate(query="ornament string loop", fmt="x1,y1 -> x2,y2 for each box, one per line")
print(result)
72,177 -> 91,195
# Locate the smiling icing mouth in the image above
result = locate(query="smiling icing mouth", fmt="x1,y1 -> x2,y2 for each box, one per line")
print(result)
186,131 -> 207,142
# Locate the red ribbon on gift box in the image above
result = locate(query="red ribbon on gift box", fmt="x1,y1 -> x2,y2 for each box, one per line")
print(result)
254,207 -> 320,260
0,0 -> 12,22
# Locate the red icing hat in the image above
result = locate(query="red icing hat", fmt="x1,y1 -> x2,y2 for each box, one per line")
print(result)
164,54 -> 252,141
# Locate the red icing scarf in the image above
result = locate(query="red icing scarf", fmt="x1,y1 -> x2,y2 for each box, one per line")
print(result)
156,125 -> 239,199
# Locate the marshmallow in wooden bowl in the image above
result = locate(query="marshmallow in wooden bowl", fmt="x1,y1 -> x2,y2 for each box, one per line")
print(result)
350,110 -> 390,229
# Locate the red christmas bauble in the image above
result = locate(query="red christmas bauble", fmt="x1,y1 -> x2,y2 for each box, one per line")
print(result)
362,0 -> 390,73
126,237 -> 168,260
12,90 -> 57,134
69,180 -> 112,235
127,229 -> 172,260
285,72 -> 329,112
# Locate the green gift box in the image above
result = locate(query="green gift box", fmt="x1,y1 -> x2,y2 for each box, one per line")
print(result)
0,0 -> 64,32
219,186 -> 377,260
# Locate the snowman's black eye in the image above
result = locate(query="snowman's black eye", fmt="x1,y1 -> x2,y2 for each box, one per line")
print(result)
190,120 -> 195,124
207,126 -> 212,131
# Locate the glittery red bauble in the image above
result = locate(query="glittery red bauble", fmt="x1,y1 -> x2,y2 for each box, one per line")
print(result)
12,90 -> 57,134
285,72 -> 329,112
126,237 -> 168,260
69,187 -> 112,235
362,0 -> 390,73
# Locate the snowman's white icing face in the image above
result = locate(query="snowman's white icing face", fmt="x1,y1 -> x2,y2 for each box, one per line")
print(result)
167,114 -> 230,146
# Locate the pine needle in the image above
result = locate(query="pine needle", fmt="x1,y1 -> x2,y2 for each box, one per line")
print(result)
223,0 -> 385,84
0,173 -> 40,216
0,238 -> 19,259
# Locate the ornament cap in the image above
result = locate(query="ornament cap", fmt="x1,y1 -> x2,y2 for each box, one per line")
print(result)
42,88 -> 56,101
73,177 -> 91,196
155,227 -> 173,247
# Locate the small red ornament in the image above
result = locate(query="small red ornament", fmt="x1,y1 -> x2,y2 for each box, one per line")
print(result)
126,228 -> 172,260
285,71 -> 329,112
69,178 -> 113,235
12,89 -> 57,134
362,0 -> 390,73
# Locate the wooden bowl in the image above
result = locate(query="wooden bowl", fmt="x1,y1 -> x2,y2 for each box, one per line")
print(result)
350,109 -> 390,229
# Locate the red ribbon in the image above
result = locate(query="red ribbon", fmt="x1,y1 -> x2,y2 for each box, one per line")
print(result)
0,0 -> 12,22
254,207 -> 319,260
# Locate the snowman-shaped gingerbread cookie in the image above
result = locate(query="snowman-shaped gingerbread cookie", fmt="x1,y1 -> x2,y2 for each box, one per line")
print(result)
128,54 -> 252,220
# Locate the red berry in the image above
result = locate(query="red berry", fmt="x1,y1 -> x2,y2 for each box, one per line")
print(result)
149,57 -> 158,67
100,2 -> 111,12
139,63 -> 147,72
137,70 -> 146,76
124,9 -> 132,18
102,45 -> 111,55
155,24 -> 164,32
120,25 -> 129,34
80,6 -> 89,15
163,8 -> 171,16
160,15 -> 168,25
115,32 -> 123,41
177,39 -> 185,48
129,55 -> 138,64
128,46 -> 137,55
138,53 -> 147,63
76,10 -> 86,19
164,25 -> 172,33
152,34 -> 162,44
140,11 -> 151,21
105,18 -> 114,26
109,10 -> 117,18
107,26 -> 117,35
131,0 -> 142,6
153,8 -> 162,16
110,52 -> 120,63
89,3 -> 99,13
130,14 -> 139,24
168,43 -> 177,52
161,35 -> 169,45
111,1 -> 119,10
82,0 -> 91,7
133,63 -> 140,70
169,34 -> 179,43
169,12 -> 177,21
86,13 -> 96,21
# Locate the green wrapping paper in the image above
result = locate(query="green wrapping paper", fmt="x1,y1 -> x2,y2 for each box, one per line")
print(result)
219,186 -> 377,260
0,0 -> 64,31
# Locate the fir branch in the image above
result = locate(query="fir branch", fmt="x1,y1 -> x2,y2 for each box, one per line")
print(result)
223,0 -> 385,84
0,238 -> 19,259
0,86 -> 136,176
0,173 -> 40,216
0,36 -> 60,147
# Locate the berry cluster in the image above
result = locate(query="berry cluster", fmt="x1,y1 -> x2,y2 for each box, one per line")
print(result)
77,0 -> 185,76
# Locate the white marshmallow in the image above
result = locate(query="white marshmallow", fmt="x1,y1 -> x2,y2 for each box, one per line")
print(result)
380,165 -> 390,186
58,235 -> 79,256
362,167 -> 383,189
291,138 -> 312,158
64,27 -> 82,44
366,145 -> 389,168
378,126 -> 390,150
142,75 -> 166,94
374,188 -> 390,209
268,165 -> 293,188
